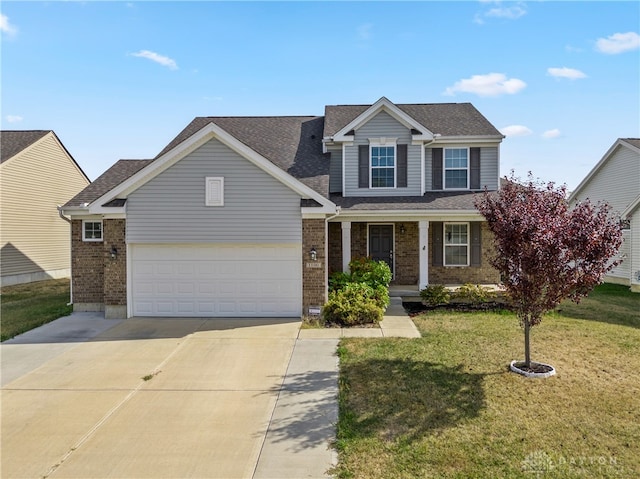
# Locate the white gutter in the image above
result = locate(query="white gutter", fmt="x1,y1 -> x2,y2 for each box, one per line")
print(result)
57,205 -> 73,306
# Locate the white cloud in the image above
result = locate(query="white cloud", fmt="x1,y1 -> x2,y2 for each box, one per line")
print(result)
0,14 -> 18,36
474,1 -> 527,24
500,125 -> 532,137
130,50 -> 178,70
357,23 -> 373,41
444,73 -> 526,97
595,32 -> 640,54
547,67 -> 587,80
542,129 -> 561,139
6,115 -> 23,123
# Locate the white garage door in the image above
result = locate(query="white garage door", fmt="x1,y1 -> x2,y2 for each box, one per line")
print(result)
131,244 -> 302,317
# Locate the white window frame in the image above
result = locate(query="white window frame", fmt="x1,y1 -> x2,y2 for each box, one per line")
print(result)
443,222 -> 469,266
82,220 -> 103,242
205,177 -> 224,206
369,138 -> 397,189
443,147 -> 470,190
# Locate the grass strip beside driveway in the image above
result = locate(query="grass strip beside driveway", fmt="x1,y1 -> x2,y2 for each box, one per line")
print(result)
1,278 -> 72,341
333,285 -> 640,479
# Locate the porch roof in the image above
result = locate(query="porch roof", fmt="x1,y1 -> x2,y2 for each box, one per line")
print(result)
330,191 -> 489,211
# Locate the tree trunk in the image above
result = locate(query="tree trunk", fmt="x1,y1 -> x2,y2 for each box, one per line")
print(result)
524,318 -> 531,369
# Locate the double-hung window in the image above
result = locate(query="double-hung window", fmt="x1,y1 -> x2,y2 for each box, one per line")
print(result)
444,223 -> 469,266
83,220 -> 103,242
444,148 -> 469,189
370,145 -> 395,188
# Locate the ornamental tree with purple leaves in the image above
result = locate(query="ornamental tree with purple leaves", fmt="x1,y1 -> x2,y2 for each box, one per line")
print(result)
475,173 -> 623,370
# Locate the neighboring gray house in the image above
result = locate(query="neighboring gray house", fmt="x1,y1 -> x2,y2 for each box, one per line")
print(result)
1,130 -> 90,286
62,97 -> 505,318
569,138 -> 640,292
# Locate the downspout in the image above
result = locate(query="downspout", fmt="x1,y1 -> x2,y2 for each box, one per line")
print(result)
57,206 -> 73,306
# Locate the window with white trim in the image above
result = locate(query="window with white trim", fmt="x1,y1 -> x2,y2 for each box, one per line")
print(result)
444,223 -> 469,266
83,220 -> 103,242
205,177 -> 224,206
370,145 -> 396,188
444,148 -> 469,189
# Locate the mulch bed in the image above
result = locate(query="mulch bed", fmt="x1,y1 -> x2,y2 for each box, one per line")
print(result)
403,301 -> 513,316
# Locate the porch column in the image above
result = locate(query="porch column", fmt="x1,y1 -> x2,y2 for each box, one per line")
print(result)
419,220 -> 429,289
342,221 -> 351,272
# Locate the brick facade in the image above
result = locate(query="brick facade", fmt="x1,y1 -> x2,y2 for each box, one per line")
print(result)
71,220 -> 104,307
327,220 -> 499,287
394,222 -> 419,285
302,218 -> 326,314
103,219 -> 127,318
428,222 -> 500,285
71,218 -> 128,317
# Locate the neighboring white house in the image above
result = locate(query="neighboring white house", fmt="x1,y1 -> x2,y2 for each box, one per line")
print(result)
569,138 -> 640,292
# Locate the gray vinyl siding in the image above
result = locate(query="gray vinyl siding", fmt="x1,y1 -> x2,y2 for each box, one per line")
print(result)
1,133 -> 89,281
328,146 -> 342,193
344,111 -> 421,197
631,214 -> 639,287
571,144 -> 640,216
127,139 -> 302,244
424,144 -> 499,192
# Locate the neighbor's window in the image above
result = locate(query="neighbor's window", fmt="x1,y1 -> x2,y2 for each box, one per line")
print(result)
444,148 -> 469,189
444,223 -> 469,266
83,220 -> 103,242
205,177 -> 224,206
371,146 -> 395,188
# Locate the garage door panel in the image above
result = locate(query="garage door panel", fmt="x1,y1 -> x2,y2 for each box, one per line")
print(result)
131,244 -> 302,317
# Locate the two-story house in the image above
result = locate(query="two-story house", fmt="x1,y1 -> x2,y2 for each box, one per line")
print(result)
62,97 -> 504,319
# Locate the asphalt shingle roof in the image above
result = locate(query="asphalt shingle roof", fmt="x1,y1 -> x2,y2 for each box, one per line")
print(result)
622,138 -> 640,149
64,159 -> 152,207
331,191 -> 488,211
156,116 -> 330,196
323,103 -> 503,138
1,130 -> 50,163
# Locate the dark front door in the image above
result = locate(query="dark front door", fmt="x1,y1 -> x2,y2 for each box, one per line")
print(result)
369,225 -> 394,273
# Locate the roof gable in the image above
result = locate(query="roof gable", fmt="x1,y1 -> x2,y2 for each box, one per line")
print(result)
1,130 -> 51,163
324,100 -> 503,139
569,137 -> 640,202
76,121 -> 334,214
327,97 -> 434,141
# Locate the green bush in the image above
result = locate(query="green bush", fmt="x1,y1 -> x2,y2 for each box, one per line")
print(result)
325,257 -> 391,325
454,283 -> 496,304
323,282 -> 385,326
348,257 -> 392,289
420,284 -> 451,306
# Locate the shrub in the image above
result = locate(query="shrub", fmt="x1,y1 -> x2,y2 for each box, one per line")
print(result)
348,257 -> 392,289
323,282 -> 385,326
454,283 -> 496,304
420,284 -> 451,306
329,271 -> 352,292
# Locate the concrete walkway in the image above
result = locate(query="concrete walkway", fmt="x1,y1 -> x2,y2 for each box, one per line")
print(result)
1,302 -> 419,479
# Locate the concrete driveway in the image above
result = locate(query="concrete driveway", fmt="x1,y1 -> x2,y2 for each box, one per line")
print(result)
1,314 -> 338,478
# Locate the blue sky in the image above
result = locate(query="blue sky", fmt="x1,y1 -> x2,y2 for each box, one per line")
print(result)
2,1 -> 639,190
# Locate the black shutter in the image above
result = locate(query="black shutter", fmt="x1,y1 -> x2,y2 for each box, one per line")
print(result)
432,222 -> 443,266
432,148 -> 443,190
397,144 -> 407,188
470,147 -> 481,190
358,145 -> 369,188
470,222 -> 482,267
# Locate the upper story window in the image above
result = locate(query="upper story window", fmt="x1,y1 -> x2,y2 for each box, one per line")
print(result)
444,148 -> 469,189
444,222 -> 469,266
83,220 -> 103,242
371,145 -> 396,188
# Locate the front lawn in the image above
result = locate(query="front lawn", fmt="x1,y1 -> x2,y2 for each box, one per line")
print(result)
1,278 -> 72,341
334,284 -> 640,478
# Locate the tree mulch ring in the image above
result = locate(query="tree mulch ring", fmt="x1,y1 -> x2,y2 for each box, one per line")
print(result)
510,360 -> 556,378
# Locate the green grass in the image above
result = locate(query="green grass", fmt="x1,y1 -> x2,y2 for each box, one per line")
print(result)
1,278 -> 73,341
333,284 -> 640,478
